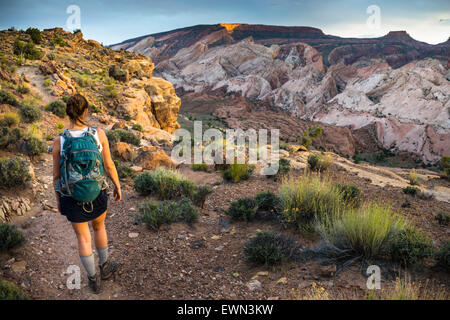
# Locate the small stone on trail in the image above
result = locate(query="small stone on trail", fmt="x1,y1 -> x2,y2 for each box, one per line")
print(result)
128,232 -> 139,238
215,245 -> 224,251
11,260 -> 27,273
246,279 -> 262,291
251,271 -> 268,279
276,277 -> 287,284
211,235 -> 221,240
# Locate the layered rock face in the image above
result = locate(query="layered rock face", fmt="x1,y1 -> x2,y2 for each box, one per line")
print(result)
143,27 -> 449,163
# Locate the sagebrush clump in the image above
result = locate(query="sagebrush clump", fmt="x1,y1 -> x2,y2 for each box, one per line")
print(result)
107,129 -> 140,146
388,227 -> 434,266
307,153 -> 334,172
244,231 -> 296,267
435,240 -> 450,272
0,280 -> 28,300
222,163 -> 254,183
0,157 -> 31,188
0,223 -> 26,251
45,100 -> 66,118
225,197 -> 257,221
20,104 -> 41,123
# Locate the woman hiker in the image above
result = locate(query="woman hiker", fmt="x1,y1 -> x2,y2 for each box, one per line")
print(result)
52,93 -> 122,293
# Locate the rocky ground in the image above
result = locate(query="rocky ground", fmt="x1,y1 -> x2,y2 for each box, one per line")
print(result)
0,145 -> 449,300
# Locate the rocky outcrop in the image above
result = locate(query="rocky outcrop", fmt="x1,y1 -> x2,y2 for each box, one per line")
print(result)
0,197 -> 32,222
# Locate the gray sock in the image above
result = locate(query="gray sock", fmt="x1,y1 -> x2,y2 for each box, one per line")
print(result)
79,253 -> 96,277
96,247 -> 108,266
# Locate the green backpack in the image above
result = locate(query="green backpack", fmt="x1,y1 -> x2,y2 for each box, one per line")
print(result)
57,127 -> 107,210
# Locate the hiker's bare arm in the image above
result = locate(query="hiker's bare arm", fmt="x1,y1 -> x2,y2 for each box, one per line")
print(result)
52,137 -> 61,212
98,128 -> 122,202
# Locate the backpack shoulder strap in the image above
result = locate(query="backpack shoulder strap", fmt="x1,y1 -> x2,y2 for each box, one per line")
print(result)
84,127 -> 101,150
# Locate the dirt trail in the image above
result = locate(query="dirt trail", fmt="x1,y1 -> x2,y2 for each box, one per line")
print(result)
17,66 -> 57,105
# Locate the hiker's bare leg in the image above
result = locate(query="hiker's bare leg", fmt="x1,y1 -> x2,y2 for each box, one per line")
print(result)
91,211 -> 107,249
71,222 -> 92,256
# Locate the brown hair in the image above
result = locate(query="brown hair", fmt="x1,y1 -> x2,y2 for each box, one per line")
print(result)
66,94 -> 88,125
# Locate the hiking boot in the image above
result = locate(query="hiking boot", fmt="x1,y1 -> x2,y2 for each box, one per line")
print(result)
88,274 -> 101,293
99,260 -> 118,280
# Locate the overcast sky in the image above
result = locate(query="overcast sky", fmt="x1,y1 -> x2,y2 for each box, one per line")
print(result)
0,0 -> 448,45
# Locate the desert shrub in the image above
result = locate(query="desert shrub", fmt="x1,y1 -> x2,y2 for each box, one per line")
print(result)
178,197 -> 199,224
279,174 -> 345,230
222,163 -> 254,183
244,231 -> 296,267
0,127 -> 22,150
316,204 -> 407,260
435,240 -> 450,272
388,227 -> 434,266
192,185 -> 213,208
299,126 -> 322,149
255,191 -> 281,213
403,186 -> 418,196
335,183 -> 361,207
53,36 -> 65,47
113,160 -> 135,179
74,74 -> 92,88
73,29 -> 82,34
22,136 -> 46,157
45,100 -> 66,118
274,158 -> 291,181
139,198 -> 198,230
0,90 -> 18,106
13,39 -> 43,60
225,197 -> 257,221
139,200 -> 180,230
47,52 -> 55,60
106,129 -> 140,146
192,163 -> 208,172
43,79 -> 51,88
0,223 -> 25,251
0,280 -> 28,300
132,123 -> 143,132
89,104 -> 101,113
20,104 -> 41,123
408,169 -> 420,186
25,27 -> 42,44
307,154 -> 334,172
435,211 -> 449,226
133,168 -> 196,200
0,157 -> 31,188
1,112 -> 20,127
16,84 -> 29,94
104,84 -> 118,98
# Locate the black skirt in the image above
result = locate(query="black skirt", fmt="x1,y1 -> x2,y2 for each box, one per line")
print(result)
59,189 -> 108,223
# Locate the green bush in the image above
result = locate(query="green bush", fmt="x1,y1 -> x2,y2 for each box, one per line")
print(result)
22,137 -> 47,157
279,174 -> 346,230
133,168 -> 196,200
225,197 -> 257,221
0,157 -> 31,188
16,84 -> 30,94
106,129 -> 140,146
114,160 -> 135,179
20,104 -> 41,123
388,227 -> 434,266
132,123 -> 143,132
25,27 -> 42,44
244,231 -> 295,267
316,204 -> 407,259
45,100 -> 66,118
53,36 -> 65,47
192,163 -> 208,172
435,240 -> 450,272
442,156 -> 450,179
0,127 -> 22,150
0,280 -> 28,300
104,84 -> 118,99
1,112 -> 20,127
274,158 -> 291,181
299,126 -> 322,149
408,169 -> 420,186
13,39 -> 43,60
0,223 -> 25,251
192,185 -> 213,208
335,183 -> 361,207
435,211 -> 449,226
0,90 -> 18,106
403,186 -> 419,196
139,198 -> 198,230
222,163 -> 254,183
255,191 -> 281,213
89,104 -> 101,113
307,154 -> 334,172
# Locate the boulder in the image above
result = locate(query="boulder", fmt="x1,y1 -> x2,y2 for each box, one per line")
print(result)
134,147 -> 176,170
113,142 -> 135,161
